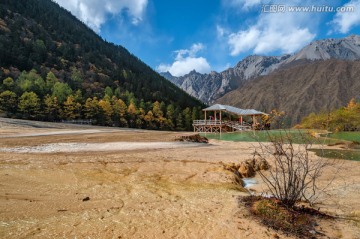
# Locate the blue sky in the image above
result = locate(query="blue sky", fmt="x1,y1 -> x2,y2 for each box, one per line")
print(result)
54,0 -> 360,76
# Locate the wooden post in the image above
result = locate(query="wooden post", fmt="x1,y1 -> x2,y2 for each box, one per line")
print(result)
220,110 -> 222,134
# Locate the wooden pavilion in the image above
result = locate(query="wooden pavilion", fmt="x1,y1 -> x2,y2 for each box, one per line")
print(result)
192,104 -> 267,133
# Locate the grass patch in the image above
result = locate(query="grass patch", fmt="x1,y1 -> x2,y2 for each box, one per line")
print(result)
241,196 -> 333,238
202,130 -> 360,145
202,130 -> 337,144
327,132 -> 360,143
202,130 -> 305,142
308,148 -> 360,161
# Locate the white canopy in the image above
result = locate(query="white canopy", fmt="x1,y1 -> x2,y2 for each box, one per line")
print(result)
203,104 -> 267,116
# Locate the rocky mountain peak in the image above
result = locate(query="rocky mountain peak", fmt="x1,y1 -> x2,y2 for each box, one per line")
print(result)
345,34 -> 360,43
283,34 -> 360,62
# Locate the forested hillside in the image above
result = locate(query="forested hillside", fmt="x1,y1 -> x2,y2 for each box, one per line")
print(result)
0,0 -> 203,130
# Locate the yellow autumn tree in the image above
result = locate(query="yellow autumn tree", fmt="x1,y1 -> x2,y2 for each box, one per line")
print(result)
98,98 -> 113,126
346,98 -> 357,110
62,95 -> 81,120
127,101 -> 137,127
112,97 -> 128,127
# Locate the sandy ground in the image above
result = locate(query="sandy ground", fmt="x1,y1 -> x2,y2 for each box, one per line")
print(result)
0,118 -> 359,238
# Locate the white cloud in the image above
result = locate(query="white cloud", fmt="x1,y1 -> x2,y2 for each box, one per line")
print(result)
227,3 -> 315,55
157,58 -> 211,77
332,0 -> 360,33
157,43 -> 211,77
228,27 -> 260,54
54,0 -> 148,32
216,25 -> 231,38
174,43 -> 204,60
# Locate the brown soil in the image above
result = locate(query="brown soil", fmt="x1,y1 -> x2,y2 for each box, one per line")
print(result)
0,118 -> 359,238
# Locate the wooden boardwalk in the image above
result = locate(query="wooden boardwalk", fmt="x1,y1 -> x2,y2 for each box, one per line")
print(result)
192,120 -> 251,133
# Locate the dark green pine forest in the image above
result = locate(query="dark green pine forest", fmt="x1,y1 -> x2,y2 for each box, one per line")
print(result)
0,0 -> 204,130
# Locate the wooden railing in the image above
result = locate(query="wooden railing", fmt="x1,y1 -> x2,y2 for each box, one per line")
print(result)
193,120 -> 253,132
225,121 -> 252,131
61,119 -> 92,125
193,120 -> 251,127
192,120 -> 224,125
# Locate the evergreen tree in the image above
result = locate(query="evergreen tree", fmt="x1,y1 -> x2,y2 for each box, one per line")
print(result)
70,67 -> 83,89
32,39 -> 47,63
160,101 -> 166,115
52,82 -> 72,104
45,71 -> 58,93
166,104 -> 175,128
182,107 -> 192,130
73,89 -> 83,103
44,95 -> 61,121
192,106 -> 199,121
176,112 -> 184,130
139,99 -> 146,112
16,69 -> 45,96
114,87 -> 121,99
18,91 -> 40,119
0,90 -> 17,114
104,86 -> 113,98
2,77 -> 14,91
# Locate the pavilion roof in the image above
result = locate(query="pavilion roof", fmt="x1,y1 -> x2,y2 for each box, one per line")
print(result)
203,104 -> 267,116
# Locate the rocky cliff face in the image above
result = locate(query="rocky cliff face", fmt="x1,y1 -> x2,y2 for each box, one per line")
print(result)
161,35 -> 360,105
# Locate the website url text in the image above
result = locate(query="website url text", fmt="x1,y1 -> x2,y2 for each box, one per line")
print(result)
262,5 -> 355,13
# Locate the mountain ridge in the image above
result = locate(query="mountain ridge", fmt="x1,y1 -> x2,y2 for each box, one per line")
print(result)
161,35 -> 360,104
161,54 -> 288,103
217,59 -> 360,125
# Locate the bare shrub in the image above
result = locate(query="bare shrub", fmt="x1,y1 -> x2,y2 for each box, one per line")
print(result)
254,130 -> 338,207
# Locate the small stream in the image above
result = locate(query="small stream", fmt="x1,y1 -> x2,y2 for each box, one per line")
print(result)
242,178 -> 257,188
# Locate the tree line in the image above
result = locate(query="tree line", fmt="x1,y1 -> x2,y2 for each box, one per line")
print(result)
0,69 -> 203,131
